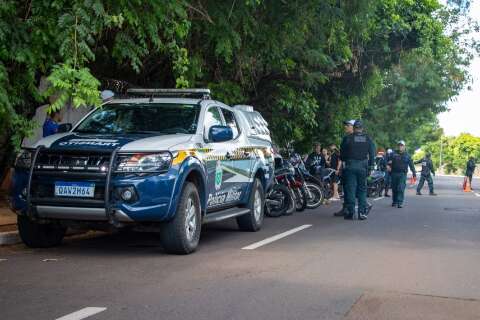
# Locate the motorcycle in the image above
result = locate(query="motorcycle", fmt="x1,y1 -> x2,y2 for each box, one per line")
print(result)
367,170 -> 385,197
289,154 -> 323,209
265,155 -> 295,217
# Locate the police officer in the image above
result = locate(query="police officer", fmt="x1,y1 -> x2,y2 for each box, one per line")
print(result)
388,141 -> 416,208
466,157 -> 476,189
334,120 -> 355,217
340,120 -> 376,220
384,148 -> 393,197
415,153 -> 436,196
305,142 -> 326,175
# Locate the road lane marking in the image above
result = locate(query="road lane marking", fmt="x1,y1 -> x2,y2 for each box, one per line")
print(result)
56,307 -> 107,320
475,193 -> 480,197
373,196 -> 385,201
242,225 -> 312,250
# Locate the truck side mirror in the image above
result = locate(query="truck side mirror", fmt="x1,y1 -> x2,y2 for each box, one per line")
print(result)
208,125 -> 233,143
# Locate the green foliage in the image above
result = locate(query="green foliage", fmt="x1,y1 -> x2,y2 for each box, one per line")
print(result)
421,134 -> 480,174
44,64 -> 101,112
0,0 -> 476,162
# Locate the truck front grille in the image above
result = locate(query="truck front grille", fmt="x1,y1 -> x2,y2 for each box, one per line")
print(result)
35,151 -> 111,172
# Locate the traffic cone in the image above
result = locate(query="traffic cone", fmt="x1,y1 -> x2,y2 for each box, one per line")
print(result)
410,176 -> 416,186
464,177 -> 472,192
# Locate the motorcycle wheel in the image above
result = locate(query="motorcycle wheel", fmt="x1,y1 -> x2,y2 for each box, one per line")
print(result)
265,184 -> 292,217
294,187 -> 308,212
305,182 -> 323,209
284,188 -> 296,216
377,181 -> 385,197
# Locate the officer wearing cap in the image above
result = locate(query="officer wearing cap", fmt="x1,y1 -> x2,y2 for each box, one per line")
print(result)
415,153 -> 436,196
388,140 -> 416,208
339,120 -> 376,220
334,119 -> 356,217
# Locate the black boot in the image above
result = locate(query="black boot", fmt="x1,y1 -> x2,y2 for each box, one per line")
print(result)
334,209 -> 345,217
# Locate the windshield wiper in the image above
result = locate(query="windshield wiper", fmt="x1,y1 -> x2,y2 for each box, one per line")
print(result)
123,130 -> 163,134
74,129 -> 100,134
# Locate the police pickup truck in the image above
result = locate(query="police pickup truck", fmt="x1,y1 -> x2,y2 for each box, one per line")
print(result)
10,89 -> 274,254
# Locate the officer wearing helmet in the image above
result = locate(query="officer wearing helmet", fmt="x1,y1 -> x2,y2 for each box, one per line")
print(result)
415,153 -> 436,196
339,120 -> 376,220
388,140 -> 416,208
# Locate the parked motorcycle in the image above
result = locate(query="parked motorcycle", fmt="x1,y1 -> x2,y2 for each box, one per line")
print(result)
367,170 -> 385,198
289,154 -> 323,209
277,159 -> 307,213
265,155 -> 295,217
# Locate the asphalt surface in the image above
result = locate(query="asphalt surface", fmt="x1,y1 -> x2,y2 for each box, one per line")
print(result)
1,176 -> 480,320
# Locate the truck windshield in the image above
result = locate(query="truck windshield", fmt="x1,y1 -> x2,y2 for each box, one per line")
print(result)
75,103 -> 200,134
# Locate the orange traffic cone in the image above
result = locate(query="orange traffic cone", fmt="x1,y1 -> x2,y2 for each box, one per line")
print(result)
464,177 -> 472,192
410,176 -> 416,186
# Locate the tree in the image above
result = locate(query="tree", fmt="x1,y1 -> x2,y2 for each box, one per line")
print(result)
0,0 -> 476,171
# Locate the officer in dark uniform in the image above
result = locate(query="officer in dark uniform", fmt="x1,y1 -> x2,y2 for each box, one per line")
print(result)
388,140 -> 416,208
384,149 -> 394,197
340,120 -> 376,220
334,120 -> 355,217
466,157 -> 476,189
415,153 -> 436,196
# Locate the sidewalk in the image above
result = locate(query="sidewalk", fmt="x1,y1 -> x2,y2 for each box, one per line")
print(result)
0,205 -> 19,245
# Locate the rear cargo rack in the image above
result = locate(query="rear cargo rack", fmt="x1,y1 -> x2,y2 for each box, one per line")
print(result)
126,88 -> 211,100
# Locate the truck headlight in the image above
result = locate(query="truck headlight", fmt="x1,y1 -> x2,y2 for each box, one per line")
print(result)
116,152 -> 172,173
14,149 -> 33,169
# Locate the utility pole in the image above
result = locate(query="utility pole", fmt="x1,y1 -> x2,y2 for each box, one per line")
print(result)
439,137 -> 443,170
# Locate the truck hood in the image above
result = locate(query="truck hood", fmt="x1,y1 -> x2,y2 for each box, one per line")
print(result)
30,132 -> 193,152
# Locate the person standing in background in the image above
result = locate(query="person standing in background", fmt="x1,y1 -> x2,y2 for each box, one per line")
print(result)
42,110 -> 62,137
415,153 -> 436,196
388,141 -> 416,208
330,144 -> 341,200
466,157 -> 476,190
384,148 -> 394,197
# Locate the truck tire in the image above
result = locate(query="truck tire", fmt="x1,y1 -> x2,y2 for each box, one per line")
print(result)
160,182 -> 201,255
237,178 -> 264,231
17,215 -> 66,248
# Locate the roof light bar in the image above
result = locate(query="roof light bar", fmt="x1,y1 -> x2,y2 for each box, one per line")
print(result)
126,88 -> 211,100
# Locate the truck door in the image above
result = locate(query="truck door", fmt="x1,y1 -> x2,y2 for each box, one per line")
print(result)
202,106 -> 237,209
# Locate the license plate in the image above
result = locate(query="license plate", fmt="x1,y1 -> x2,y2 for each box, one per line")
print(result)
54,181 -> 95,198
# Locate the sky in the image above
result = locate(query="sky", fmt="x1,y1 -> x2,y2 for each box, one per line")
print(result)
437,0 -> 480,137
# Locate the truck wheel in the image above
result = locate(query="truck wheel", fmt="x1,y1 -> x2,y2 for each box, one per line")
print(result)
237,178 -> 264,231
17,215 -> 66,248
160,182 -> 201,254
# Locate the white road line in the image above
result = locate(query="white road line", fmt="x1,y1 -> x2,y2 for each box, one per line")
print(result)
242,225 -> 312,250
475,193 -> 480,197
55,307 -> 107,320
373,196 -> 385,201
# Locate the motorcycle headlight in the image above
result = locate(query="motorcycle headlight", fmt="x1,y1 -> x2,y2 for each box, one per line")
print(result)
14,149 -> 33,169
116,152 -> 172,173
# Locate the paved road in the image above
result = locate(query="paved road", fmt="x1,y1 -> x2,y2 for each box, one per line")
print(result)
1,176 -> 480,320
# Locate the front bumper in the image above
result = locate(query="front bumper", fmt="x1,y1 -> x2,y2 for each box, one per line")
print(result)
10,148 -> 180,223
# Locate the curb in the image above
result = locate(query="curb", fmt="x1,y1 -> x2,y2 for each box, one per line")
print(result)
0,231 -> 20,246
0,229 -> 87,246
